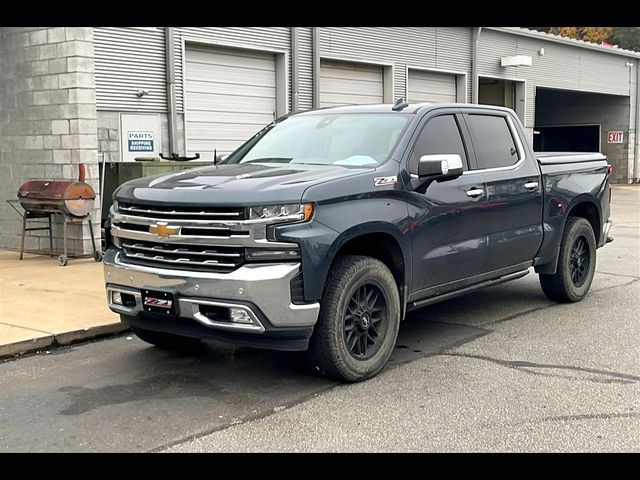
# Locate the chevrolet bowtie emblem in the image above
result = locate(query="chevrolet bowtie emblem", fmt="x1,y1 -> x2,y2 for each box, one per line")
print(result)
149,223 -> 178,237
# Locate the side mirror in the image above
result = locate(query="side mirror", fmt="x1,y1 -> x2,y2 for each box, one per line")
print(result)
418,154 -> 464,181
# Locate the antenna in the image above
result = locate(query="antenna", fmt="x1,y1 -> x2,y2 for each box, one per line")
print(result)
392,97 -> 409,111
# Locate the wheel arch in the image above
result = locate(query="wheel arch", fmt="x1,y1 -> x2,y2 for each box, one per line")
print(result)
319,224 -> 410,317
535,195 -> 602,275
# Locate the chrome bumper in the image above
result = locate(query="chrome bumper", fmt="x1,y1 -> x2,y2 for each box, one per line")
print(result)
103,248 -> 320,333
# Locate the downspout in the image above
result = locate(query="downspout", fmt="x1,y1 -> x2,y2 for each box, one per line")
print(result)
291,27 -> 300,112
634,58 -> 640,182
165,27 -> 177,155
471,27 -> 482,104
312,27 -> 320,108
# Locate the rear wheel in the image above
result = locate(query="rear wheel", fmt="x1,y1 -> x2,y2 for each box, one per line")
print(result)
306,255 -> 401,382
539,217 -> 597,302
131,326 -> 202,352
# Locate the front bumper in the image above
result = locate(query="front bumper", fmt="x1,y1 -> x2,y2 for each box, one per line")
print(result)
103,247 -> 320,342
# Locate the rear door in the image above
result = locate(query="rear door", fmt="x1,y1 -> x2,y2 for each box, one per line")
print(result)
461,110 -> 543,272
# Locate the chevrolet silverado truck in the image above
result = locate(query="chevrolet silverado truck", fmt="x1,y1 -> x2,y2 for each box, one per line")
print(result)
103,102 -> 613,382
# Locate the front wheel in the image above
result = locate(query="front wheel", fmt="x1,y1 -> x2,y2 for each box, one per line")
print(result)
306,255 -> 401,382
539,217 -> 597,302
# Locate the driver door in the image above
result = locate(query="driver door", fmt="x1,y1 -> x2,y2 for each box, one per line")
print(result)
405,111 -> 489,300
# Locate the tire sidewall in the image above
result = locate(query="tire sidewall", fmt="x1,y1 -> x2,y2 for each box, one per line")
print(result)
326,259 -> 400,380
559,218 -> 597,301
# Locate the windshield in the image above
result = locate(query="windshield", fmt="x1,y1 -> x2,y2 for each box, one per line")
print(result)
223,113 -> 410,167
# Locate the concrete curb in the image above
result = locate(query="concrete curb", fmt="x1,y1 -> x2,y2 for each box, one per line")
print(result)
0,322 -> 130,360
0,335 -> 55,359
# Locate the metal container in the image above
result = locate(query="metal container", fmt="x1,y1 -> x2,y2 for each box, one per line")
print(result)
17,164 -> 95,217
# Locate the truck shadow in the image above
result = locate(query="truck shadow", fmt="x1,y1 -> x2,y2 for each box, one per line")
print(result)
59,278 -> 550,417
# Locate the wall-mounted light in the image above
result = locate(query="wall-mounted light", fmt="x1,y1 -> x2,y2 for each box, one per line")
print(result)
538,48 -> 545,56
501,55 -> 533,67
136,89 -> 150,97
626,62 -> 634,68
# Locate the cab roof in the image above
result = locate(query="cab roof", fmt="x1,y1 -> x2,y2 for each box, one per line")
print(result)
292,102 -> 515,116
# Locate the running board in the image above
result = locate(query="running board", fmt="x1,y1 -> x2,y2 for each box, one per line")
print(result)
408,270 -> 530,311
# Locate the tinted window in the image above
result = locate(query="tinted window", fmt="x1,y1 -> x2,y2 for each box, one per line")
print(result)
467,114 -> 519,169
410,115 -> 469,172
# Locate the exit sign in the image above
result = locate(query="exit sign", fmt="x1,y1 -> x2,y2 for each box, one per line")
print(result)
607,131 -> 624,144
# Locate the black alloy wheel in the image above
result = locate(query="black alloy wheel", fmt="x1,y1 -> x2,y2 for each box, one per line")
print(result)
569,235 -> 590,287
343,283 -> 388,360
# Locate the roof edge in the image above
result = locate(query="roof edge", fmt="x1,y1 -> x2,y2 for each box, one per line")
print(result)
486,27 -> 640,59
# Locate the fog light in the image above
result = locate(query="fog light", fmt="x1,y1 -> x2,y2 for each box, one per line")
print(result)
112,291 -> 123,305
230,308 -> 252,324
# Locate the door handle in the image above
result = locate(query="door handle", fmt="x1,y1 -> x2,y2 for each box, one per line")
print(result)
524,181 -> 539,190
466,188 -> 484,198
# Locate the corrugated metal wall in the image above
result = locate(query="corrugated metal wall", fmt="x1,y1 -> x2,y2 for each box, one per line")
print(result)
92,27 -> 637,180
297,27 -> 314,111
319,27 -> 472,101
174,28 -> 291,113
94,27 -> 167,111
478,29 -> 633,128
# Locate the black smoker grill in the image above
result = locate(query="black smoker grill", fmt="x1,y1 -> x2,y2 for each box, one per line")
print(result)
9,163 -> 102,266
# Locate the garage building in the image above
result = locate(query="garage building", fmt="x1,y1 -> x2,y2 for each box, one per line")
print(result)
1,26 -> 639,255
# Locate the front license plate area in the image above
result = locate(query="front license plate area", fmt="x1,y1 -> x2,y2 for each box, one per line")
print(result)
142,289 -> 177,316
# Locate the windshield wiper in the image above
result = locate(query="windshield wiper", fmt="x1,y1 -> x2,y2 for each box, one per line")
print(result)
241,157 -> 293,164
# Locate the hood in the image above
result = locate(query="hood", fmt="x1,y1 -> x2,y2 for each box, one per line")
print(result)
114,163 -> 374,206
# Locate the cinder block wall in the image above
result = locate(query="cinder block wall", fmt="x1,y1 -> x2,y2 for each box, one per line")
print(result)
0,27 -> 100,256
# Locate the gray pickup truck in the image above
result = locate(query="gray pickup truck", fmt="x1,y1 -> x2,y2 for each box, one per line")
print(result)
104,102 -> 613,382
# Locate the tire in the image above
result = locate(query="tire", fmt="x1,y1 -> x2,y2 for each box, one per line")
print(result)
306,255 -> 401,382
539,217 -> 597,303
58,255 -> 68,266
93,250 -> 103,262
131,326 -> 202,352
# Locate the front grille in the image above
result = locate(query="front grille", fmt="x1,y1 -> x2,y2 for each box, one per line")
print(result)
118,202 -> 246,221
122,240 -> 244,272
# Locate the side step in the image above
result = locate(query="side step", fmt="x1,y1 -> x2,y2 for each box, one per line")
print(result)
408,270 -> 530,311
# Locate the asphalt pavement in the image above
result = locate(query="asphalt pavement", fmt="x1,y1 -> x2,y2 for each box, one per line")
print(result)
0,186 -> 638,452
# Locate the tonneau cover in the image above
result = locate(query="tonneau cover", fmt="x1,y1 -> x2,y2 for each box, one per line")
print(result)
536,152 -> 607,165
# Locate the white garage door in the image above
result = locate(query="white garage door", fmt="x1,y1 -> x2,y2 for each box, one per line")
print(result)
408,69 -> 457,104
185,46 -> 277,159
320,60 -> 384,107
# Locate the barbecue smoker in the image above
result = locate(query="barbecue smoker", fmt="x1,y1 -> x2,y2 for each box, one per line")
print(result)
14,163 -> 102,266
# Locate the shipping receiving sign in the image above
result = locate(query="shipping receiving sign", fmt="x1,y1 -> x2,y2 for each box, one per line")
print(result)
128,131 -> 154,152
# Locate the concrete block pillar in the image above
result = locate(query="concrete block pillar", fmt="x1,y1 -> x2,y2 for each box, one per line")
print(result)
0,27 -> 99,256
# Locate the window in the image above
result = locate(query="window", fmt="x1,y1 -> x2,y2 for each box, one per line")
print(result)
466,114 -> 519,169
410,115 -> 469,172
225,114 -> 410,168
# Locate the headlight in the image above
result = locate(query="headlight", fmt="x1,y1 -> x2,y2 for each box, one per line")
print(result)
111,199 -> 119,213
249,203 -> 314,223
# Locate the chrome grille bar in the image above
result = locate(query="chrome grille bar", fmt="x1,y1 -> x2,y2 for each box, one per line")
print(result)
119,205 -> 242,218
122,242 -> 242,258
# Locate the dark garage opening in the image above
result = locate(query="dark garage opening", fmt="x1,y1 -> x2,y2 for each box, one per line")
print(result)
534,87 -> 631,182
533,125 -> 600,152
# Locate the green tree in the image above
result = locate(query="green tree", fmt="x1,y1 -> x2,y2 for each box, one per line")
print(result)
610,27 -> 640,51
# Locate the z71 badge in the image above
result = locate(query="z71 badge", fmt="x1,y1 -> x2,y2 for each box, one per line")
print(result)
373,176 -> 397,187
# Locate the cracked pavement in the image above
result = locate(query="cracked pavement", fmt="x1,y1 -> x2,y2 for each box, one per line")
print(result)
1,186 -> 638,452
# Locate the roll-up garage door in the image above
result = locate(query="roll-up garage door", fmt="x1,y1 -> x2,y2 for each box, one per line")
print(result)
320,60 -> 384,107
408,69 -> 457,104
185,46 -> 277,159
